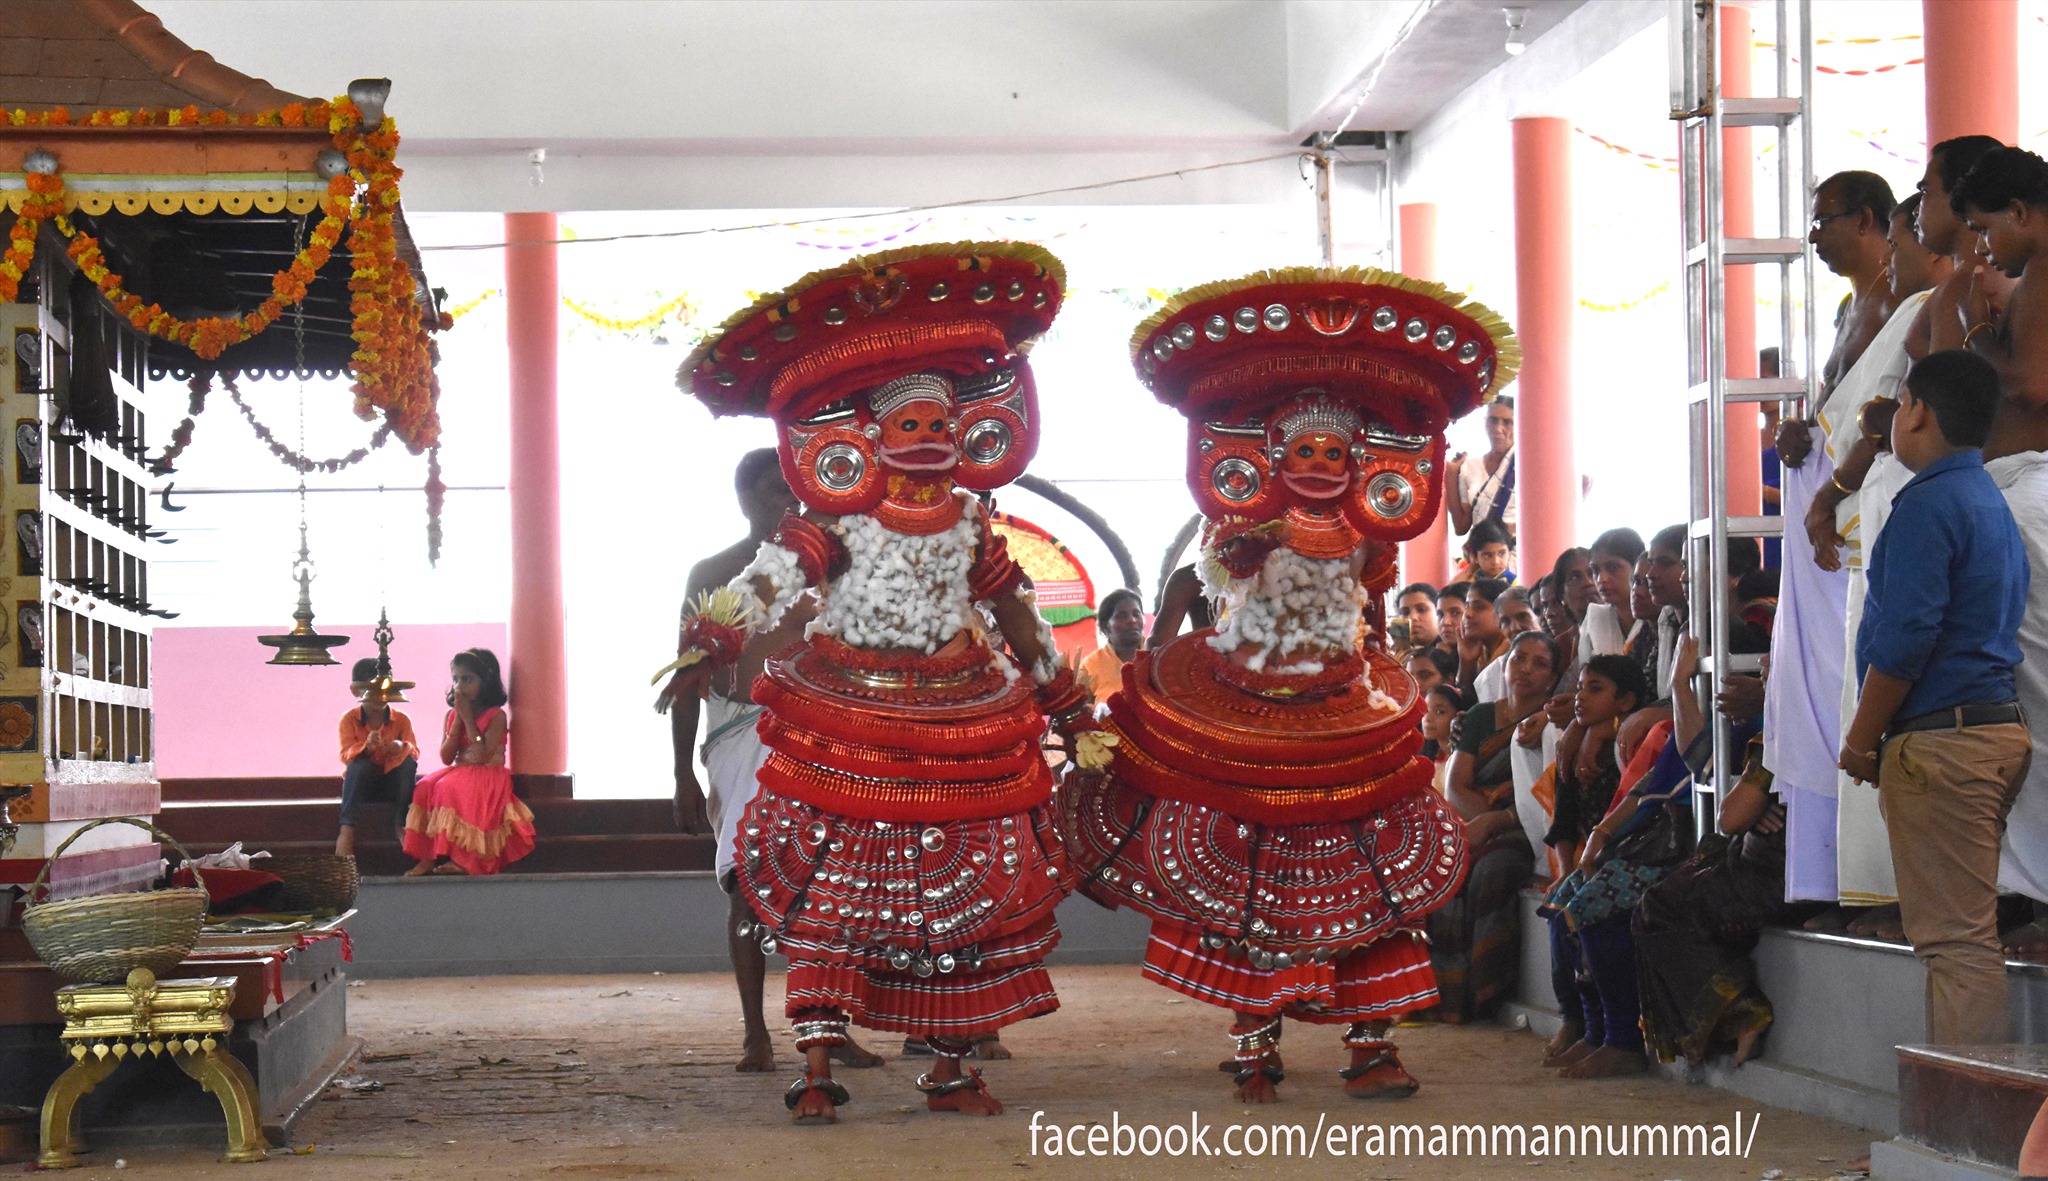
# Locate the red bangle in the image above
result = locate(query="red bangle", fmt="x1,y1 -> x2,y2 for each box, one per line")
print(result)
1035,667 -> 1092,725
969,531 -> 1028,601
681,615 -> 748,666
769,512 -> 844,585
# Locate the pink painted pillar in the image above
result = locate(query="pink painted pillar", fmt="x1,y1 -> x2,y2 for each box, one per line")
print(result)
1923,0 -> 2018,145
504,213 -> 567,775
1721,9 -> 1762,517
1510,118 -> 1577,581
1399,202 -> 1451,586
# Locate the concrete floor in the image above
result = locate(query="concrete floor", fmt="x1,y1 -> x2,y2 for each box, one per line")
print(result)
21,965 -> 1876,1180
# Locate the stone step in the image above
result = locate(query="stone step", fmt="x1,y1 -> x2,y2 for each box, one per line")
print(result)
154,798 -> 712,875
159,775 -> 575,803
159,797 -> 673,842
1892,1045 -> 2048,1176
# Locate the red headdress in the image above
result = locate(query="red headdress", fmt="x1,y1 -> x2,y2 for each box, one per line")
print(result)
1130,267 -> 1517,544
680,242 -> 1065,516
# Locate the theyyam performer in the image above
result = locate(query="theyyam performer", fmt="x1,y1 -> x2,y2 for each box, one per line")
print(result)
657,243 -> 1109,1123
1063,268 -> 1515,1101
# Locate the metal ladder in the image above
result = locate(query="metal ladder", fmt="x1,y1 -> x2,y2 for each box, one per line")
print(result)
1671,0 -> 1816,830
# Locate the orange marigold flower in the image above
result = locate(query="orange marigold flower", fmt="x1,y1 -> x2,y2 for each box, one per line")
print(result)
281,103 -> 307,126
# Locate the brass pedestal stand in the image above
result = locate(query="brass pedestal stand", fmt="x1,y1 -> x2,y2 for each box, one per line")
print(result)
39,968 -> 268,1167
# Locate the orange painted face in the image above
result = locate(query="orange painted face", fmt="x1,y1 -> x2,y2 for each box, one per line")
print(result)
876,397 -> 958,473
1278,430 -> 1352,501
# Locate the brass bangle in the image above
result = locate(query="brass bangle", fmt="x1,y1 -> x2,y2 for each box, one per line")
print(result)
1965,322 -> 1993,347
1829,474 -> 1858,497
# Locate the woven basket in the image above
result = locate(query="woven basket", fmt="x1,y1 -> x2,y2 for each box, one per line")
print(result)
22,817 -> 207,985
264,852 -> 359,913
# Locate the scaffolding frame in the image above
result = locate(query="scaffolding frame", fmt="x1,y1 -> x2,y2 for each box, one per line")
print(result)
1672,0 -> 1816,829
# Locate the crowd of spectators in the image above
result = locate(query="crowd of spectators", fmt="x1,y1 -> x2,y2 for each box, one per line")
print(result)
1382,139 -> 2048,1081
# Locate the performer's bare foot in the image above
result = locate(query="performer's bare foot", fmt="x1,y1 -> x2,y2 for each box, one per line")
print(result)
1229,1013 -> 1283,1102
788,1077 -> 841,1124
1217,1050 -> 1285,1073
830,1036 -> 885,1069
1731,1027 -> 1764,1067
402,859 -> 436,877
786,1048 -> 846,1125
920,1056 -> 1003,1115
1845,903 -> 1904,941
1234,1070 -> 1280,1103
1342,1043 -> 1419,1099
971,1033 -> 1010,1060
1542,1021 -> 1584,1062
1543,1039 -> 1599,1069
736,1033 -> 775,1073
1560,1045 -> 1647,1078
431,861 -> 467,875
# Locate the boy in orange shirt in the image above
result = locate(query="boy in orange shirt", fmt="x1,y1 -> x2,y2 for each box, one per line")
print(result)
336,656 -> 419,856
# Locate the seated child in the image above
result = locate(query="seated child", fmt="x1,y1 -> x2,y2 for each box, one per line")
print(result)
336,656 -> 419,857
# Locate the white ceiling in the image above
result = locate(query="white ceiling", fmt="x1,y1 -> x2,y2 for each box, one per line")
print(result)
143,0 -> 1586,211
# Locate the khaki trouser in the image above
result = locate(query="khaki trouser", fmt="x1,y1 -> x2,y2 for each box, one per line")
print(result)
1878,720 -> 2032,1045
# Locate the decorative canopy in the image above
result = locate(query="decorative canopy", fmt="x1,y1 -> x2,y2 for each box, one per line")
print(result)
0,0 -> 443,452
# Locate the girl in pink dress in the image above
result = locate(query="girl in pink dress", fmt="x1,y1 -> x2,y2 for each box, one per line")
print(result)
402,648 -> 535,876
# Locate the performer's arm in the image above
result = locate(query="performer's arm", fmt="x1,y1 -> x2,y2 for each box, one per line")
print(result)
655,511 -> 842,708
976,525 -> 1118,769
1149,565 -> 1202,648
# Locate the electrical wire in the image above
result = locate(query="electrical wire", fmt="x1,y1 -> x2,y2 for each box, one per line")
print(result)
417,150 -> 1306,253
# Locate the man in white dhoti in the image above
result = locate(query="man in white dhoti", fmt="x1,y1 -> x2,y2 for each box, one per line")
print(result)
1768,172 -> 1900,910
1804,193 -> 1950,931
1988,452 -> 2048,951
665,449 -> 880,1071
1953,145 -> 2048,954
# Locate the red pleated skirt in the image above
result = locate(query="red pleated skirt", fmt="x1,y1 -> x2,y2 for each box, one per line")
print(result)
1142,924 -> 1438,1023
734,637 -> 1069,1037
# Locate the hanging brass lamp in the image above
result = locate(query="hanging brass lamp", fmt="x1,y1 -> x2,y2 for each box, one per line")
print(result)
353,607 -> 413,702
257,484 -> 349,666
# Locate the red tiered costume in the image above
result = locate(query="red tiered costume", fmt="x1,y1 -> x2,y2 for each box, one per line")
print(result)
671,243 -> 1087,1119
1060,267 -> 1519,1098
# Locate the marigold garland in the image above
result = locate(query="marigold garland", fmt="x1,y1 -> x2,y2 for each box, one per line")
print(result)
29,95 -> 445,454
0,171 -> 65,303
149,372 -> 212,474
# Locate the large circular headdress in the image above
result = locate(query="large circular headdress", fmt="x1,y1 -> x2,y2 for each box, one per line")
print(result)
1129,266 -> 1517,433
679,242 -> 1066,512
682,241 -> 1064,424
1130,267 -> 1517,541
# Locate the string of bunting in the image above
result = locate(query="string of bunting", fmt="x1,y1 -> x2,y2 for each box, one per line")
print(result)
1575,127 -> 1677,172
1578,280 -> 1671,313
561,293 -> 696,333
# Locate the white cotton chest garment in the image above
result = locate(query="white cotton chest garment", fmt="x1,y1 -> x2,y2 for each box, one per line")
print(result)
812,508 -> 980,654
1206,545 -> 1363,673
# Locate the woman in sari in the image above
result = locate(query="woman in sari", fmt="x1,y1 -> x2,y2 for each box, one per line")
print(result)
1430,631 -> 1559,1021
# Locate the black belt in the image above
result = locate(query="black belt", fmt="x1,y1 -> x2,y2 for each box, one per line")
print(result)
1887,701 -> 2025,739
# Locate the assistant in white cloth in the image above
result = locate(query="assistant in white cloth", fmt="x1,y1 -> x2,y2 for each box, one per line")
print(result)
1990,451 -> 2048,902
701,691 -> 770,890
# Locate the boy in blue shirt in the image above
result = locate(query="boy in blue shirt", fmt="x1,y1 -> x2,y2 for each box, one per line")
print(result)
1840,349 -> 2031,1045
